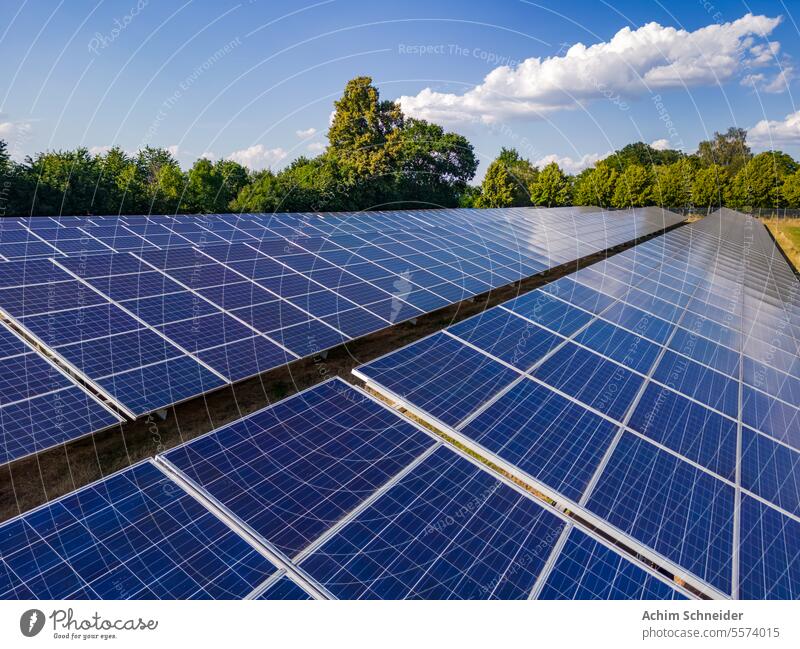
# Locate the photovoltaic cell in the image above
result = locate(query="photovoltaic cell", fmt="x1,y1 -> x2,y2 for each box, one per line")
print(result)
163,379 -> 435,557
300,446 -> 566,599
535,528 -> 687,600
0,461 -> 277,599
586,432 -> 734,595
459,379 -> 618,501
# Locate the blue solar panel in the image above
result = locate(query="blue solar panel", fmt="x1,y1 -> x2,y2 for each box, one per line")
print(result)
573,320 -> 660,374
300,446 -> 566,599
0,461 -> 278,598
741,386 -> 800,452
256,575 -> 314,600
356,333 -> 520,427
535,528 -> 688,600
448,307 -> 563,371
163,379 -> 435,557
531,344 -> 643,421
0,324 -> 122,464
586,432 -> 734,595
459,379 -> 618,501
628,384 -> 738,480
739,495 -> 800,599
741,427 -> 800,517
503,291 -> 592,335
652,351 -> 739,418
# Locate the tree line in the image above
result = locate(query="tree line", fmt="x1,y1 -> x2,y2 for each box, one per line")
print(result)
473,129 -> 800,212
0,76 -> 798,217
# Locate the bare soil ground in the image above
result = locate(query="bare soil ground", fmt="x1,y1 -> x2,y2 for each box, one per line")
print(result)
0,223 -> 684,523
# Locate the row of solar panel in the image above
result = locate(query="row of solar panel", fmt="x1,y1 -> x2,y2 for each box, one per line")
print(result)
0,378 -> 689,600
0,207 -> 683,465
0,206 -> 663,262
354,209 -> 800,600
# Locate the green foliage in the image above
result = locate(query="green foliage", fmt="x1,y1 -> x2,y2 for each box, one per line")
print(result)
475,161 -> 515,208
728,151 -> 795,209
529,162 -> 571,207
603,142 -> 682,169
782,170 -> 800,208
691,164 -> 727,210
612,164 -> 652,208
652,160 -> 693,208
573,164 -> 617,207
697,127 -> 751,174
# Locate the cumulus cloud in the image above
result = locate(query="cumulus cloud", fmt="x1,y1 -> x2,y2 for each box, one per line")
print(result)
534,151 -> 612,175
0,120 -> 32,139
200,151 -> 217,160
166,144 -> 180,158
88,145 -> 112,156
296,127 -> 317,139
399,14 -> 784,124
306,141 -> 325,153
748,110 -> 800,146
226,144 -> 288,170
650,138 -> 670,151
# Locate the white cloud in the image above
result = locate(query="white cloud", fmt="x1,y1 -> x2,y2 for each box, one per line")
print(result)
296,127 -> 317,139
89,145 -> 112,156
399,14 -> 784,124
534,151 -> 612,175
200,151 -> 217,160
166,144 -> 180,158
748,110 -> 800,146
306,142 -> 325,153
226,144 -> 288,170
650,138 -> 670,151
0,120 -> 32,139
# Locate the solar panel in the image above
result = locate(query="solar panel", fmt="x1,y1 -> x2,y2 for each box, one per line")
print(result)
299,445 -> 567,599
255,574 -> 315,600
0,321 -> 122,465
161,378 -> 436,557
534,527 -> 688,600
356,209 -> 800,599
0,257 -> 227,420
0,461 -> 279,598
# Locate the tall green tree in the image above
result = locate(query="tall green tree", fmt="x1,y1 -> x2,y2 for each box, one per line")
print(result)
529,162 -> 571,207
603,142 -> 682,169
782,169 -> 800,208
652,159 -> 693,208
475,161 -> 514,208
612,164 -> 652,208
386,118 -> 477,207
697,127 -> 751,174
691,164 -> 727,212
728,151 -> 795,209
573,164 -> 617,207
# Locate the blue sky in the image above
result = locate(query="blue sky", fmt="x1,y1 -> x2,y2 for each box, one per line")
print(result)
1,0 -> 799,179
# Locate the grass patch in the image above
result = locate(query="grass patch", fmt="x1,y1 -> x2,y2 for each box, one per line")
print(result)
764,218 -> 800,273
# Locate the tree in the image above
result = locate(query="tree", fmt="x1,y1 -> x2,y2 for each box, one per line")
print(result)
187,158 -> 220,213
612,164 -> 652,208
691,164 -> 727,212
327,76 -> 401,175
697,127 -> 751,174
728,151 -> 793,209
782,170 -> 800,208
493,148 -> 538,206
603,142 -> 682,169
529,162 -> 571,206
95,146 -> 138,214
214,159 -> 249,210
135,147 -> 186,213
475,161 -> 514,207
386,119 -> 477,207
25,148 -> 101,215
652,160 -> 693,208
573,164 -> 617,207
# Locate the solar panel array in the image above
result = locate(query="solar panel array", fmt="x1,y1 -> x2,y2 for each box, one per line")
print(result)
0,377 -> 689,600
355,209 -> 800,599
0,207 -> 682,465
